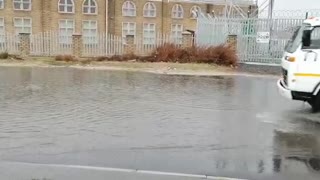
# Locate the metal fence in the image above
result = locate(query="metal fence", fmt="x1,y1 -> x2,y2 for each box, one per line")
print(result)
196,15 -> 305,64
30,31 -> 73,56
30,32 -> 125,57
0,34 -> 20,54
82,33 -> 125,57
1,32 -> 181,57
135,33 -> 182,56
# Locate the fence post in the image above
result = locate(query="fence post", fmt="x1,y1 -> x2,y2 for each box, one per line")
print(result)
72,34 -> 82,58
227,34 -> 237,51
19,33 -> 31,57
182,31 -> 193,49
125,35 -> 135,54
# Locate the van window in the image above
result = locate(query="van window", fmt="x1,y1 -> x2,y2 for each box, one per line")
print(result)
310,27 -> 320,49
285,25 -> 304,53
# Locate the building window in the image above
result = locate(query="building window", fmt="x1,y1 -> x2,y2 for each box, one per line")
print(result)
58,0 -> 74,13
0,0 -> 4,9
0,18 -> 4,43
143,23 -> 156,45
14,17 -> 32,34
171,24 -> 183,44
83,20 -> 97,44
190,6 -> 201,18
172,4 -> 183,19
122,22 -> 136,38
0,18 -> 4,33
59,19 -> 74,44
122,1 -> 136,17
13,0 -> 31,11
83,0 -> 97,14
143,2 -> 156,17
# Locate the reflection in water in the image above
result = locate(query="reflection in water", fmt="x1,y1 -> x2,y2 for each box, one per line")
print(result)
273,130 -> 320,173
309,158 -> 320,171
273,157 -> 282,173
258,160 -> 264,173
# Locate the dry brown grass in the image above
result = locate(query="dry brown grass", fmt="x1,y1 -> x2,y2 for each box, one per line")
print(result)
55,55 -> 77,62
90,53 -> 138,62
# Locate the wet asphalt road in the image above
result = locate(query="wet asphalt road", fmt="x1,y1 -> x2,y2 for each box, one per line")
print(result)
0,66 -> 320,180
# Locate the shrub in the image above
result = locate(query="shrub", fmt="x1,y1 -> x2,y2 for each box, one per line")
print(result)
86,44 -> 238,66
151,43 -> 238,66
0,52 -> 9,59
55,55 -> 77,62
151,43 -> 182,63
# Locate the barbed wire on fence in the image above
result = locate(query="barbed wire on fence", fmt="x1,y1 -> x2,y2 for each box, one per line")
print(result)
259,9 -> 320,19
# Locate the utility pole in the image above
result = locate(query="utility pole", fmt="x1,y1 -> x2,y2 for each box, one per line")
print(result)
268,0 -> 274,19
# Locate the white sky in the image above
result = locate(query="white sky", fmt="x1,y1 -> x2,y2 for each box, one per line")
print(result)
259,0 -> 320,10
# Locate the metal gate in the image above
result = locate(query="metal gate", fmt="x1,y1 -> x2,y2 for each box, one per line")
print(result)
196,15 -> 304,65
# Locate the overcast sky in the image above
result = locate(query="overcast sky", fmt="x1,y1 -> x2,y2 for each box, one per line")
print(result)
259,0 -> 320,10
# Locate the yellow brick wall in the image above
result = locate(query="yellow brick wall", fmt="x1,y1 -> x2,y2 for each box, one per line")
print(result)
0,0 -> 42,34
163,2 -> 208,34
110,0 -> 165,37
47,0 -> 106,34
109,1 -> 223,37
0,0 -> 252,36
0,0 -> 106,34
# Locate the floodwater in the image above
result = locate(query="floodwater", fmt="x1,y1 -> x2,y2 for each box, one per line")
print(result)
0,67 -> 320,180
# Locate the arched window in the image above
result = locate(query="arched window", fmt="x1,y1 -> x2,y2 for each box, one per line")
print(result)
190,6 -> 201,18
143,2 -> 156,17
122,1 -> 136,17
83,0 -> 97,14
172,4 -> 183,19
58,0 -> 74,13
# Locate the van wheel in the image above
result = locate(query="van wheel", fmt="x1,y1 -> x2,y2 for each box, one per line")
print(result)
308,94 -> 320,113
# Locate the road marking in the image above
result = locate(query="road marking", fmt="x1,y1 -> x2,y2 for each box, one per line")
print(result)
1,161 -> 248,180
207,176 -> 247,180
136,170 -> 206,178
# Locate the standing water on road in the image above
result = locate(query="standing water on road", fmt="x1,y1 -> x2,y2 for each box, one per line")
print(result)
0,67 -> 320,180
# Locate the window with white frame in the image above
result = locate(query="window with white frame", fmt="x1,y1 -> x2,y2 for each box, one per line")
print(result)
14,17 -> 32,34
83,0 -> 97,14
171,24 -> 183,44
190,6 -> 201,18
143,2 -> 156,17
14,0 -> 31,11
143,23 -> 156,45
122,1 -> 136,17
0,18 -> 4,43
58,0 -> 74,13
59,19 -> 74,44
0,18 -> 4,34
0,0 -> 4,9
172,4 -> 183,19
122,22 -> 136,38
83,20 -> 98,44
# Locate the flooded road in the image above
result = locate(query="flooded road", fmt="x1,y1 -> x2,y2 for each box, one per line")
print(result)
0,67 -> 320,180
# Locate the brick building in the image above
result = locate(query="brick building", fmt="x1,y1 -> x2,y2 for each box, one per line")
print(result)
0,0 -> 256,44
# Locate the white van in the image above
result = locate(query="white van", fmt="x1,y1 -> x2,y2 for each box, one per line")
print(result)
277,17 -> 320,112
